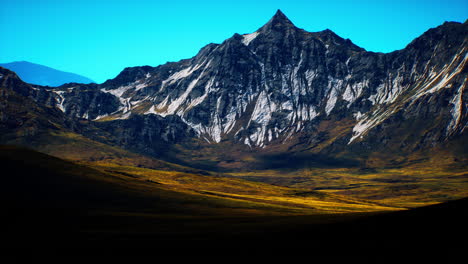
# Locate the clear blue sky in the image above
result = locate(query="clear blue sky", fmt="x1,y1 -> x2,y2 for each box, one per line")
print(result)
1,0 -> 466,83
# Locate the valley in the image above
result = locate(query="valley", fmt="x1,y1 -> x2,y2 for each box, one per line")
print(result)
3,146 -> 467,253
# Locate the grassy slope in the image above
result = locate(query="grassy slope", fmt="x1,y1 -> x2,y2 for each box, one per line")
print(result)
1,145 -> 399,216
87,163 -> 400,213
7,128 -> 213,175
174,141 -> 468,208
227,158 -> 468,208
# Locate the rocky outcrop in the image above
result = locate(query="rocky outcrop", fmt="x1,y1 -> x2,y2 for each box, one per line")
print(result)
0,67 -> 74,139
94,114 -> 195,156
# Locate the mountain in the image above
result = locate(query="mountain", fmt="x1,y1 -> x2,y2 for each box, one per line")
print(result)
0,61 -> 94,87
31,10 -> 466,164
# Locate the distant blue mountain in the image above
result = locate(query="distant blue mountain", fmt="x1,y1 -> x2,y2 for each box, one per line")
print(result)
0,61 -> 94,87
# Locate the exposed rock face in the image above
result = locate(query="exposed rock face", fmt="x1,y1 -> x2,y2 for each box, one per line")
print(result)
94,114 -> 195,156
17,10 -> 468,156
31,83 -> 121,121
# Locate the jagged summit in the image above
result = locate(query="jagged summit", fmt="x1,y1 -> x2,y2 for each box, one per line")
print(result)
239,10 -> 299,46
259,9 -> 297,32
270,9 -> 293,24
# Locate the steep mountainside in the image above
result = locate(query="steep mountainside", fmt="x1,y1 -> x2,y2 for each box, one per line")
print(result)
0,61 -> 94,87
30,11 -> 466,161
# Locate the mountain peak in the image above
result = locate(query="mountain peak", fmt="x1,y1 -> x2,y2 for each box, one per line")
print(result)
272,9 -> 288,20
259,9 -> 296,32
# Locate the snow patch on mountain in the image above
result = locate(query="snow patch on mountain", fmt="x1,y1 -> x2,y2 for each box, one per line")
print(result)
116,111 -> 131,120
242,32 -> 259,46
343,79 -> 367,107
349,106 -> 399,144
53,90 -> 66,112
159,63 -> 203,92
102,85 -> 132,98
447,78 -> 467,135
412,48 -> 467,102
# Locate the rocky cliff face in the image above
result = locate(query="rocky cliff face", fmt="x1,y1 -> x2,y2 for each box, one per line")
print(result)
94,114 -> 195,157
23,10 -> 468,157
